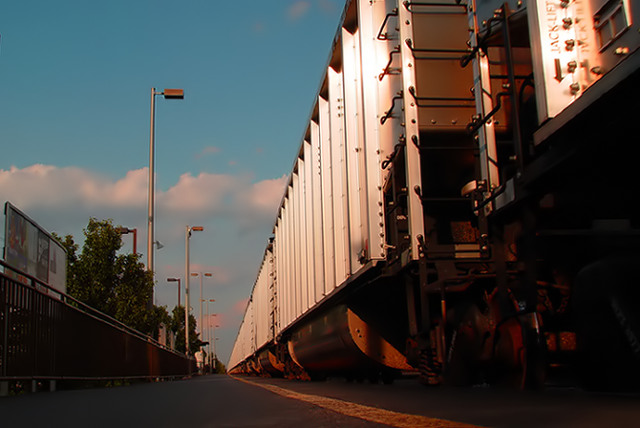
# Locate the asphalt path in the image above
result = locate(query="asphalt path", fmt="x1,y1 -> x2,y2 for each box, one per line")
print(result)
1,374 -> 639,427
242,375 -> 640,427
0,375 -> 388,427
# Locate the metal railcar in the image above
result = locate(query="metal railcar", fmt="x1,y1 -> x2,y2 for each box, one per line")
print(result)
229,0 -> 640,389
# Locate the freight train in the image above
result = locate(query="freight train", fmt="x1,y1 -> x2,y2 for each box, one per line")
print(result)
229,0 -> 640,389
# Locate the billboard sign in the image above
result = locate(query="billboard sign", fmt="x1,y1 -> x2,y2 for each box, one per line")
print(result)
3,202 -> 67,294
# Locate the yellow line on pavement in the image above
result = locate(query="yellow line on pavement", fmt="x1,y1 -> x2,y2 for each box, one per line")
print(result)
231,376 -> 481,428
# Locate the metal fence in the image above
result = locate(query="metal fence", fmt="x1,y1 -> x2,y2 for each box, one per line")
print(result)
0,260 -> 195,383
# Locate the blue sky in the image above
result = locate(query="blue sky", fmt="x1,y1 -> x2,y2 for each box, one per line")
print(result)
0,0 -> 344,365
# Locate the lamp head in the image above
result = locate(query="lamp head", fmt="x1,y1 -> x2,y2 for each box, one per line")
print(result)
163,88 -> 184,99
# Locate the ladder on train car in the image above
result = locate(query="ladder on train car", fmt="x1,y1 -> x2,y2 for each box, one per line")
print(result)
386,0 -> 495,385
460,1 -> 545,389
461,1 -> 536,213
401,1 -> 488,262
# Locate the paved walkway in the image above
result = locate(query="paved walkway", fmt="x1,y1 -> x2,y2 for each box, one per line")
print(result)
0,375 -> 389,427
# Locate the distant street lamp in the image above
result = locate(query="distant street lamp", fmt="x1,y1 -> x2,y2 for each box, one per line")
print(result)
204,299 -> 215,371
213,336 -> 220,369
167,277 -> 181,308
192,272 -> 213,340
185,225 -> 203,354
208,312 -> 219,369
116,227 -> 137,254
148,87 -> 184,280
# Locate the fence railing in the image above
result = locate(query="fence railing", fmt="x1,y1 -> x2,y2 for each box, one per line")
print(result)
0,260 -> 195,384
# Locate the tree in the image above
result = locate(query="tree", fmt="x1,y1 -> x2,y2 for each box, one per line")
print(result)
70,218 -> 122,314
54,218 -> 157,337
113,253 -> 154,332
214,359 -> 227,374
50,232 -> 79,292
53,218 -> 208,356
148,305 -> 171,340
169,305 -> 204,355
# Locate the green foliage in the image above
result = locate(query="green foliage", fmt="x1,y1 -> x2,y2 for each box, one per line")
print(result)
55,218 -> 156,337
149,305 -> 171,339
214,359 -> 227,374
64,219 -> 120,313
169,305 -> 204,355
114,253 -> 154,332
54,218 -> 207,356
50,232 -> 79,290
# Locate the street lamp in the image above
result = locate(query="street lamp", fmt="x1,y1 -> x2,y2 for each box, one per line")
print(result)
203,298 -> 215,372
167,277 -> 181,308
208,313 -> 219,370
192,272 -> 213,340
185,225 -> 203,354
148,87 -> 184,279
116,227 -> 137,254
213,336 -> 220,370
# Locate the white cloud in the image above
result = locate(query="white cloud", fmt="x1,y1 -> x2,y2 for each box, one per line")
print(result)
237,174 -> 287,213
0,164 -> 284,219
232,298 -> 249,315
107,169 -> 149,208
0,164 -> 287,363
288,1 -> 311,21
0,164 -> 286,243
195,146 -> 221,159
253,21 -> 265,33
162,172 -> 236,214
0,164 -> 150,212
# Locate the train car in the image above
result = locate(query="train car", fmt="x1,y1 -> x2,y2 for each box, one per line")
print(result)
229,0 -> 640,389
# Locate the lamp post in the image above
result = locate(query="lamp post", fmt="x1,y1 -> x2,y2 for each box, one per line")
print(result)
148,87 -> 184,279
209,314 -> 219,370
204,299 -> 215,372
166,277 -> 181,308
204,273 -> 213,327
213,336 -> 220,370
208,301 -> 215,369
191,273 -> 201,337
192,272 -> 213,340
116,227 -> 137,254
185,225 -> 203,355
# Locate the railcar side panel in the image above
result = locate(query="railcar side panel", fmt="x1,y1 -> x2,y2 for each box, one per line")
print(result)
356,0 -> 388,261
303,141 -> 316,311
319,96 -> 337,295
253,250 -> 273,351
328,66 -> 351,284
341,27 -> 367,273
309,120 -> 326,305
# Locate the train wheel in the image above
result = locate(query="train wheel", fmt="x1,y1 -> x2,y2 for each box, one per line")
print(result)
445,302 -> 492,386
574,258 -> 640,390
418,348 -> 442,386
493,313 -> 545,389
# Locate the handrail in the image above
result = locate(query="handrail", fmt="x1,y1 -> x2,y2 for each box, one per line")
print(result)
408,86 -> 475,109
404,1 -> 467,14
376,8 -> 398,40
1,259 -> 195,385
0,259 -> 181,357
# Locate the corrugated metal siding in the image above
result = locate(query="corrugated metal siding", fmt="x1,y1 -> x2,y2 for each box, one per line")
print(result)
231,0 -> 428,363
228,297 -> 254,369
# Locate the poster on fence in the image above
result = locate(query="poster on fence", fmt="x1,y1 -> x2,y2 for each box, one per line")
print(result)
3,202 -> 67,294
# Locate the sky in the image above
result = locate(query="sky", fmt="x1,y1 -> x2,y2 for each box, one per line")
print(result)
0,0 -> 345,365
